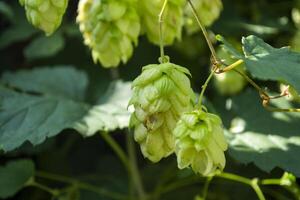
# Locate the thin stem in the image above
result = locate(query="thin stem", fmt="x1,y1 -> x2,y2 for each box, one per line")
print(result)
36,171 -> 127,200
232,69 -> 268,96
202,176 -> 213,200
217,59 -> 244,73
252,179 -> 267,200
27,180 -> 59,196
216,173 -> 266,200
261,179 -> 282,186
187,0 -> 218,62
126,131 -> 147,200
216,172 -> 251,185
158,0 -> 168,62
100,132 -> 131,173
198,68 -> 216,107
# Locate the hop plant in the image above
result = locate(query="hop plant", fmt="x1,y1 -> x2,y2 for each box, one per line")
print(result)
139,0 -> 185,45
129,62 -> 195,162
174,109 -> 228,176
19,0 -> 68,35
77,0 -> 140,68
184,0 -> 223,34
214,47 -> 246,95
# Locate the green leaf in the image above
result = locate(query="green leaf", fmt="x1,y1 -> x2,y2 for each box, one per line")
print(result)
0,66 -> 131,151
24,33 -> 65,60
0,1 -> 13,21
217,90 -> 300,176
218,35 -> 300,93
0,159 -> 35,198
0,24 -> 38,49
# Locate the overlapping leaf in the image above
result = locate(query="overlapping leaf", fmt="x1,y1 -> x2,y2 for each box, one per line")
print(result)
0,159 -> 35,198
217,35 -> 300,92
216,90 -> 300,176
0,66 -> 131,151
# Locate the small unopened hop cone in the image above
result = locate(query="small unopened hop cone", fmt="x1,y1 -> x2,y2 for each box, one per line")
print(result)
77,0 -> 140,67
19,0 -> 69,35
129,61 -> 195,162
174,109 -> 228,176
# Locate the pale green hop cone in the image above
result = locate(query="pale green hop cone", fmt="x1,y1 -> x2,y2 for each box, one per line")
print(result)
139,0 -> 185,45
184,0 -> 223,34
19,0 -> 69,35
174,109 -> 228,176
129,62 -> 196,162
77,0 -> 140,68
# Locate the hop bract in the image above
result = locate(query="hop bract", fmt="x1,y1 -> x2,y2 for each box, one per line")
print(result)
139,0 -> 185,45
19,0 -> 68,35
184,0 -> 223,34
129,62 -> 195,162
174,109 -> 228,176
77,0 -> 140,68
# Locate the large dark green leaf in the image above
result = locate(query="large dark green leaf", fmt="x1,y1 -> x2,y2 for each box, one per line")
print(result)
0,159 -> 35,198
24,33 -> 65,61
0,66 -> 131,151
217,35 -> 300,92
217,90 -> 300,176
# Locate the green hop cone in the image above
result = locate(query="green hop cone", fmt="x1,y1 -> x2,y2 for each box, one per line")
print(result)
184,0 -> 223,34
213,47 -> 246,95
129,62 -> 195,162
77,0 -> 140,68
19,0 -> 68,35
139,0 -> 185,45
174,109 -> 228,176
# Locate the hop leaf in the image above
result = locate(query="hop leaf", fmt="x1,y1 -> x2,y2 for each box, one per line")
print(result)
174,109 -> 228,176
19,0 -> 68,35
77,0 -> 140,68
129,62 -> 195,162
139,0 -> 185,45
214,46 -> 247,95
184,0 -> 223,34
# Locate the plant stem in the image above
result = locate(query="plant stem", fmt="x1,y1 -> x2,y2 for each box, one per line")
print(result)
27,180 -> 59,196
252,179 -> 267,200
36,171 -> 127,200
202,176 -> 213,200
261,179 -> 282,185
216,173 -> 266,200
126,131 -> 147,200
187,0 -> 218,62
100,132 -> 131,173
158,0 -> 168,62
198,68 -> 216,108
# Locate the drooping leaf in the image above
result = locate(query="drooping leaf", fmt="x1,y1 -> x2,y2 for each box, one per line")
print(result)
217,35 -> 300,93
0,1 -> 13,21
0,159 -> 35,198
216,90 -> 300,176
0,66 -> 131,151
24,33 -> 65,61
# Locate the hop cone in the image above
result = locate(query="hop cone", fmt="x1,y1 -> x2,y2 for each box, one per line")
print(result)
129,62 -> 195,162
139,0 -> 185,45
185,0 -> 223,34
77,0 -> 140,68
19,0 -> 68,35
174,109 -> 228,176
